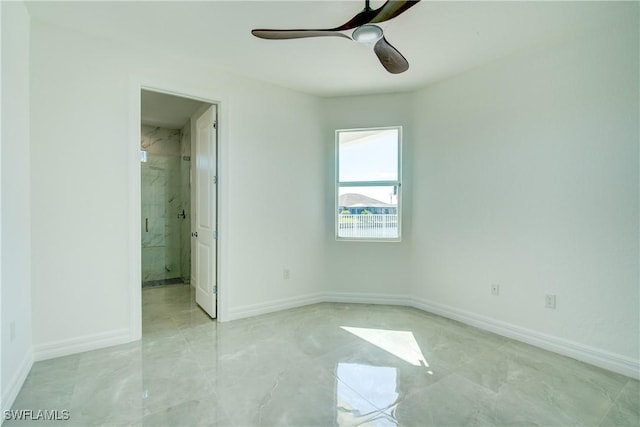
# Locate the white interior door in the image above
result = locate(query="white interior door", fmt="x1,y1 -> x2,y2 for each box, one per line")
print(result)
193,105 -> 217,318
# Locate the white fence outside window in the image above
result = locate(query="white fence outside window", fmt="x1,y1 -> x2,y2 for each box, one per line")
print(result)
337,214 -> 399,239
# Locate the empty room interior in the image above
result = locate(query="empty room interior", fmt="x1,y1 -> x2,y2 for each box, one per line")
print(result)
1,1 -> 638,426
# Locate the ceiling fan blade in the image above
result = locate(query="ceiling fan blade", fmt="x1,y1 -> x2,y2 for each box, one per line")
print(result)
369,1 -> 421,24
251,1 -> 421,40
373,36 -> 409,74
251,29 -> 351,40
327,1 -> 422,30
332,4 -> 380,31
252,2 -> 377,37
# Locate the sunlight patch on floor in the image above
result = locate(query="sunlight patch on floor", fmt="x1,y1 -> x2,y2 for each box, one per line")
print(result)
340,326 -> 429,368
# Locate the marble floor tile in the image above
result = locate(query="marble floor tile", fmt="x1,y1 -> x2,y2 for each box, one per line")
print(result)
8,285 -> 637,427
390,374 -> 495,426
599,379 -> 640,426
316,339 -> 453,406
9,356 -> 79,418
456,340 -> 630,426
69,372 -> 145,426
141,394 -> 230,427
10,380 -> 76,418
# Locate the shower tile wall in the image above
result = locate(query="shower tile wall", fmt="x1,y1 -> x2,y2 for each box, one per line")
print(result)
141,125 -> 190,285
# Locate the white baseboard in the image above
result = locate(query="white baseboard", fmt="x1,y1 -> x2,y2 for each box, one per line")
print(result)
324,291 -> 411,306
33,328 -> 131,361
410,296 -> 640,380
224,292 -> 325,321
1,349 -> 33,417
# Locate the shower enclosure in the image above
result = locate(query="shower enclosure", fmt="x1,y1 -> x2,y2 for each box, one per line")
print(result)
140,125 -> 191,287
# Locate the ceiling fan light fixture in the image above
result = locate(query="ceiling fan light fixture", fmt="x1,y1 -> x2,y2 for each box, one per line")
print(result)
352,24 -> 383,44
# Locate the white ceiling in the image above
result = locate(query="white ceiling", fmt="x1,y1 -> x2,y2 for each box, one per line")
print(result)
141,90 -> 207,129
25,1 -> 632,97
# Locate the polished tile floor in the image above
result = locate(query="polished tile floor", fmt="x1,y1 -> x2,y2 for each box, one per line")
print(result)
8,284 -> 640,426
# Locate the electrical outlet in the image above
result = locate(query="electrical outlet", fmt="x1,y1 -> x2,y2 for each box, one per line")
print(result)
283,269 -> 290,280
491,284 -> 500,296
10,321 -> 16,342
545,294 -> 556,309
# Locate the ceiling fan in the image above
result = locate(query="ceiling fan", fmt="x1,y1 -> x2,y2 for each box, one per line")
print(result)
251,0 -> 421,74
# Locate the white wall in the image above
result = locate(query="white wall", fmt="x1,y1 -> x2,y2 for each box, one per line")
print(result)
323,93 -> 414,301
411,14 -> 639,368
1,0 -> 34,413
29,20 -> 325,355
18,0 -> 640,380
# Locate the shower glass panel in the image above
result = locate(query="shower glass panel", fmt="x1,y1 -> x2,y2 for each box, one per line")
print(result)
141,152 -> 184,286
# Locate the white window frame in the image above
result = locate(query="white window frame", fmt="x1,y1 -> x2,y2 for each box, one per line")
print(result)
335,126 -> 402,242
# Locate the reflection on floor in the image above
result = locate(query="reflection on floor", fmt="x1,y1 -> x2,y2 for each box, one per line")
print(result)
8,285 -> 640,426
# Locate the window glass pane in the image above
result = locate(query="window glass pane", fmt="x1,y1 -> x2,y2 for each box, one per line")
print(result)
338,186 -> 399,239
338,128 -> 398,182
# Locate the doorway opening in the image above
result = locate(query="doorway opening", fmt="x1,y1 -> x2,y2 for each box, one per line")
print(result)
139,89 -> 218,323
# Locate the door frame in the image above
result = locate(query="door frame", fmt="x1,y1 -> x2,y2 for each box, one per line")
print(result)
127,77 -> 228,341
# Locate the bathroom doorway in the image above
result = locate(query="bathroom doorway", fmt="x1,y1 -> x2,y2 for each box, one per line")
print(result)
140,89 -> 218,319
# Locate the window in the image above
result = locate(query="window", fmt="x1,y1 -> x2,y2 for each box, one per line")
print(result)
336,127 -> 402,241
